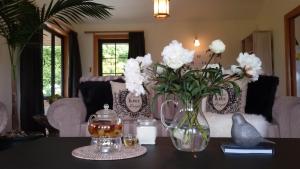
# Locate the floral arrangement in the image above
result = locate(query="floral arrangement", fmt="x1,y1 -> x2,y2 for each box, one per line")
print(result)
124,40 -> 262,102
123,39 -> 262,151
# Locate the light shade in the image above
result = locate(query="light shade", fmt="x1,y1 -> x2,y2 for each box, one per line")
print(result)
194,39 -> 200,47
154,0 -> 170,19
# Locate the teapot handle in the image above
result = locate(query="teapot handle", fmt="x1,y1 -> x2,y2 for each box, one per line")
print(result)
88,114 -> 97,123
160,100 -> 178,129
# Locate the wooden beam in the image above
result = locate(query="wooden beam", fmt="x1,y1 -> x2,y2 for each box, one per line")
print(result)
45,23 -> 69,36
85,30 -> 143,34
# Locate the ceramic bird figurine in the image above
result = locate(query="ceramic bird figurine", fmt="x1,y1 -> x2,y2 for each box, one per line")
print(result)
231,113 -> 274,147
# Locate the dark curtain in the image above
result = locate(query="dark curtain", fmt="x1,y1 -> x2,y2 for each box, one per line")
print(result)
68,31 -> 82,97
20,31 -> 44,132
128,32 -> 145,59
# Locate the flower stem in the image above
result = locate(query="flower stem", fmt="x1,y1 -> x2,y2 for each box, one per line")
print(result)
175,100 -> 209,143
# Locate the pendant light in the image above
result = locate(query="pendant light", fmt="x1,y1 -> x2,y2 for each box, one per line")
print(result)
154,0 -> 170,19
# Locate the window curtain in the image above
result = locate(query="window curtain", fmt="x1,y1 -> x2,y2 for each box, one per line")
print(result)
20,31 -> 44,132
68,31 -> 82,97
128,32 -> 145,59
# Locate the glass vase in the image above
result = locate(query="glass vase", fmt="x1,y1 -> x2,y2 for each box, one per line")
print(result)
161,99 -> 210,152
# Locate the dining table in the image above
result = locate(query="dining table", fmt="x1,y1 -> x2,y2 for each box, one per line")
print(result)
0,137 -> 299,169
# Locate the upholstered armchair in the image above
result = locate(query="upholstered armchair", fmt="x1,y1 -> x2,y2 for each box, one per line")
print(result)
0,101 -> 8,134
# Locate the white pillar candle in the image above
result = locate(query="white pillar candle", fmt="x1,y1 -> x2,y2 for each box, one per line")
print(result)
136,119 -> 157,145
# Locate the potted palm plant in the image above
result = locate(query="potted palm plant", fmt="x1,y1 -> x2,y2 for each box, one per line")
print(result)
0,0 -> 112,132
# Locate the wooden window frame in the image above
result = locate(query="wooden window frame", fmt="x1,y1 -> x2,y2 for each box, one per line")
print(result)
93,34 -> 129,76
285,5 -> 300,96
98,39 -> 129,76
43,26 -> 68,97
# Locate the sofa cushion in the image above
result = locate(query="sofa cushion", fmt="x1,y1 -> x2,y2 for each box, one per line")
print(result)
204,112 -> 272,137
206,79 -> 248,114
79,79 -> 124,121
245,75 -> 279,122
110,81 -> 152,120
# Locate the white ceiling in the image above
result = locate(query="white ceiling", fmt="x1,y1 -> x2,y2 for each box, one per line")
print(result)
93,0 -> 265,23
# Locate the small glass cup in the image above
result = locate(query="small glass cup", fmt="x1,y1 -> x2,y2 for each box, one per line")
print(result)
122,121 -> 139,148
123,134 -> 139,148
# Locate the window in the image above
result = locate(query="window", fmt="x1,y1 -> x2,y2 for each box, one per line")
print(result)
99,39 -> 129,76
42,29 -> 64,97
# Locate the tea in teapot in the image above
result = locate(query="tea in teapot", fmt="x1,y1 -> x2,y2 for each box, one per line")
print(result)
88,104 -> 122,153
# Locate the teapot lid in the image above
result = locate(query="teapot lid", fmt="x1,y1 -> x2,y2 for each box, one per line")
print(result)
96,104 -> 116,115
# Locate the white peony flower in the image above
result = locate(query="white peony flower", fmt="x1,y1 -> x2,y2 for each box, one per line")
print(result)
223,69 -> 233,75
162,40 -> 195,70
135,54 -> 152,67
135,56 -> 144,63
126,82 -> 145,96
209,39 -> 226,54
141,53 -> 152,68
203,64 -> 226,74
156,66 -> 165,74
125,59 -> 140,74
203,64 -> 221,69
237,52 -> 262,81
124,59 -> 146,96
124,54 -> 153,96
231,65 -> 242,74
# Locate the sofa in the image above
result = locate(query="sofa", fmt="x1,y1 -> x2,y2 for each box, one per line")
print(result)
47,96 -> 300,138
0,101 -> 8,134
47,76 -> 300,138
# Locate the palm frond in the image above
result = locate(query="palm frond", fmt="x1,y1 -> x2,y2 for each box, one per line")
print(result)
0,0 -> 24,38
0,0 -> 39,46
1,0 -> 112,47
1,0 -> 113,57
41,0 -> 113,26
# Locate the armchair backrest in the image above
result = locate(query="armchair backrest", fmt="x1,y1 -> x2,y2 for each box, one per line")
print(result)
78,76 -> 124,99
0,102 -> 8,133
80,76 -> 123,83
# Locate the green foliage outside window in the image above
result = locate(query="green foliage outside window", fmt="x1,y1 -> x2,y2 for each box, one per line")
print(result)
42,46 -> 62,97
102,43 -> 128,76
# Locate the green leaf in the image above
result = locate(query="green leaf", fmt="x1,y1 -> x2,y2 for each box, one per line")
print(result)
1,0 -> 113,54
191,87 -> 200,96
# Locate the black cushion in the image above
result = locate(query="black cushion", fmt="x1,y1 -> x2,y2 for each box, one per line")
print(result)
79,79 -> 124,121
245,75 -> 279,122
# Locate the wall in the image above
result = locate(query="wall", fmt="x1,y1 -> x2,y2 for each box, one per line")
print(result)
256,0 -> 300,96
74,20 -> 257,76
1,1 -> 299,130
0,37 -> 12,131
295,16 -> 300,96
73,0 -> 300,96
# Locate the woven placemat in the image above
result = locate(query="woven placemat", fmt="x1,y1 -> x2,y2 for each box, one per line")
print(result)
72,145 -> 147,160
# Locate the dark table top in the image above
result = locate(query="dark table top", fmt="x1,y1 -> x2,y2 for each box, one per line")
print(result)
0,137 -> 299,169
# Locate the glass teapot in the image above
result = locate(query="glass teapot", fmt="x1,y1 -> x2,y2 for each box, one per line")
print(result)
87,104 -> 123,153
